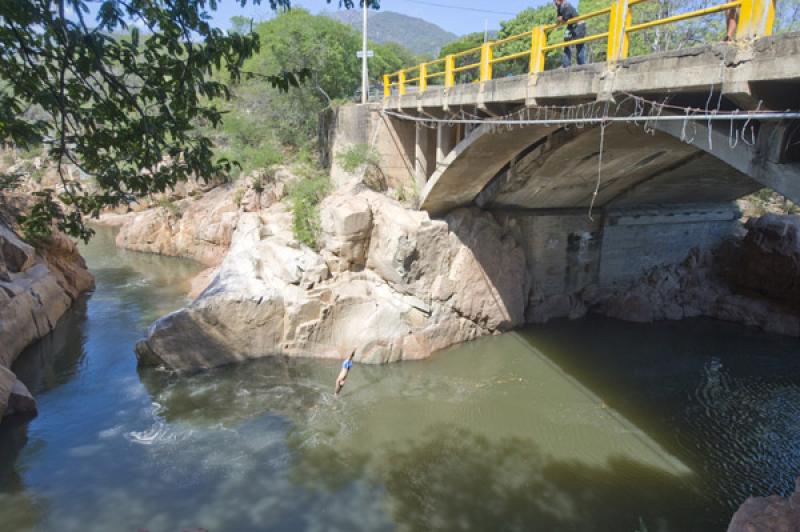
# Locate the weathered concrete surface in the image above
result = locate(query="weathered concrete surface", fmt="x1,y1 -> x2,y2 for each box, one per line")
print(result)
364,34 -> 800,217
495,203 -> 749,323
385,33 -> 800,111
417,117 -> 798,216
329,104 -> 416,194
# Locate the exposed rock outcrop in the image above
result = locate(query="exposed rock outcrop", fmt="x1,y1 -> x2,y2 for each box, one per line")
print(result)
719,214 -> 800,310
135,189 -> 527,371
113,186 -> 239,266
522,214 -> 800,337
728,477 -> 800,532
0,220 -> 93,418
585,248 -> 800,337
102,167 -> 298,266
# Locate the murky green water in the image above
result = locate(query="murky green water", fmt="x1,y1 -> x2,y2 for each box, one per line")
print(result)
1,226 -> 799,531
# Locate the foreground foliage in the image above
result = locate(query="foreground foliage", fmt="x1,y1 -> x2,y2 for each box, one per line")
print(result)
0,0 -> 377,242
288,168 -> 329,249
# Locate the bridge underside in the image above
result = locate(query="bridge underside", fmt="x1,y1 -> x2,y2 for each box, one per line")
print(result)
373,33 -> 800,217
421,122 -> 781,216
331,33 -> 800,300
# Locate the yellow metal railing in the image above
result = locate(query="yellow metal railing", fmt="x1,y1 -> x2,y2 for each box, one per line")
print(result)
383,0 -> 775,97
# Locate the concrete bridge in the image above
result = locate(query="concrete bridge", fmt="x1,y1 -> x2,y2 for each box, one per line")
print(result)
381,34 -> 800,216
331,32 -> 800,315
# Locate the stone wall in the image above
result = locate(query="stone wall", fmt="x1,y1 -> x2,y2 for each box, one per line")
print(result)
598,205 -> 741,285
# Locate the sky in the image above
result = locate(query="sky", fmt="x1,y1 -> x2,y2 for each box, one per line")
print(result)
210,0 -> 554,36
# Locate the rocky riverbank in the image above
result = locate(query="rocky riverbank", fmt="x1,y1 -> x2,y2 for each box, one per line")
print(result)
587,214 -> 800,336
106,165 -> 800,373
134,185 -> 526,371
0,220 -> 94,420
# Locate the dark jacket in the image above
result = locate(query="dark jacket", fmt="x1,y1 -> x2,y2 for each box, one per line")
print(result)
557,2 -> 587,40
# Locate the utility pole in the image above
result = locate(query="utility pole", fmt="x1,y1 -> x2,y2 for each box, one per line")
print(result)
361,0 -> 369,104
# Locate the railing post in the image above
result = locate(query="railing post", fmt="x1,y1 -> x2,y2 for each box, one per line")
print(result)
383,74 -> 390,98
529,26 -> 547,74
480,42 -> 493,82
419,63 -> 428,93
607,0 -> 630,65
399,70 -> 407,96
737,0 -> 775,39
445,54 -> 455,88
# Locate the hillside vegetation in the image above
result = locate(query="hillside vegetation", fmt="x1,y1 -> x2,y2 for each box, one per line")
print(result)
325,10 -> 456,57
197,9 -> 419,178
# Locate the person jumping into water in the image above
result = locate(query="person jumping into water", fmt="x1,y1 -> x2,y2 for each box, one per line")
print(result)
334,349 -> 356,396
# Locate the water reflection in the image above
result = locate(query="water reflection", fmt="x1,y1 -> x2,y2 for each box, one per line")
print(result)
379,427 -> 699,532
522,317 -> 800,515
134,343 -> 702,531
12,297 -> 89,396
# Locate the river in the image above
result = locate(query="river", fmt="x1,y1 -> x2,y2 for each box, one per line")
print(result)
1,226 -> 799,531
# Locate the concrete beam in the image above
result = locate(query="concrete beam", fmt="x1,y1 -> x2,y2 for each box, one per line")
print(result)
414,123 -> 436,191
436,124 -> 457,167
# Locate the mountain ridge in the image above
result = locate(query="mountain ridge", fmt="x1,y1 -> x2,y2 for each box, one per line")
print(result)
323,10 -> 457,57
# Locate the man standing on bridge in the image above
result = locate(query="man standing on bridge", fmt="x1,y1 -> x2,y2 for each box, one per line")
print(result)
554,0 -> 587,67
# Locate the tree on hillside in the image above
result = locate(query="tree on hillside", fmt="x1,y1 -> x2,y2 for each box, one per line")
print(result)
436,32 -> 485,83
0,0 -> 378,242
496,6 -> 562,75
210,9 -> 415,175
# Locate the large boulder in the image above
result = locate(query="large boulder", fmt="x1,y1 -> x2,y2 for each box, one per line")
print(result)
0,366 -> 14,418
728,477 -> 800,532
320,194 -> 373,273
585,246 -> 800,337
136,191 -> 527,371
444,208 -> 527,331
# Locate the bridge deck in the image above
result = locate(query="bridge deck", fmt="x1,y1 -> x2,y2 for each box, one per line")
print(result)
384,33 -> 800,113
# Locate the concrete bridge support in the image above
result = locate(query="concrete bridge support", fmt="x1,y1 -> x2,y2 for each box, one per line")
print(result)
414,124 -> 436,192
436,124 -> 457,167
495,203 -> 741,320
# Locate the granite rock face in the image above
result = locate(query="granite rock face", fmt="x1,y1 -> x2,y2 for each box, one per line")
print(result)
0,221 -> 93,419
135,190 -> 527,371
728,477 -> 800,532
113,186 -> 239,266
106,167 -> 298,266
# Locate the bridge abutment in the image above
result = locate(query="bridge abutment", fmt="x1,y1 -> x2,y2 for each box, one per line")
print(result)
436,124 -> 457,168
414,124 -> 436,191
495,204 -> 741,322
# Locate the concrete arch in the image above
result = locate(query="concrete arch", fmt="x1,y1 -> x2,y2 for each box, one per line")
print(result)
418,115 -> 800,216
